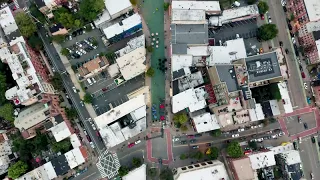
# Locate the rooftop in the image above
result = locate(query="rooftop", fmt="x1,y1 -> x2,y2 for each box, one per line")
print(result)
278,82 -> 293,113
17,162 -> 57,180
171,1 -> 221,13
172,88 -> 206,113
115,35 -> 145,57
279,150 -> 301,165
303,0 -> 320,22
50,121 -> 72,142
51,154 -> 70,176
231,157 -> 255,180
172,54 -> 193,72
207,38 -> 247,65
116,46 -> 146,80
122,164 -> 146,180
215,65 -> 239,92
172,9 -> 206,23
70,134 -> 81,148
0,7 -> 18,35
65,148 -> 86,169
94,94 -> 146,129
192,113 -> 220,133
177,71 -> 204,92
270,143 -> 294,155
103,13 -> 141,39
78,56 -> 109,77
171,23 -> 208,45
104,0 -> 131,16
245,52 -> 281,83
248,150 -> 276,170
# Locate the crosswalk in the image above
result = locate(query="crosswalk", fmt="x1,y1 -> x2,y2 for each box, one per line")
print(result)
96,150 -> 121,179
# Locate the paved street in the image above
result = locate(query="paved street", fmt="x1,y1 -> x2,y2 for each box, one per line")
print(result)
285,112 -> 316,135
72,165 -> 101,180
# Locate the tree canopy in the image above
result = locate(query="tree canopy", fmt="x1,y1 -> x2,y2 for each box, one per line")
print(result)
8,161 -> 28,179
79,0 -> 105,21
164,2 -> 170,11
28,34 -> 43,50
0,73 -> 7,105
83,93 -> 93,104
61,48 -> 70,56
51,73 -> 63,91
248,141 -> 258,150
15,12 -> 37,38
227,141 -> 244,158
147,168 -> 157,177
210,129 -> 222,137
30,3 -> 46,23
258,24 -> 278,41
207,147 -> 219,160
53,7 -> 81,29
246,0 -> 257,5
132,157 -> 142,168
173,113 -> 188,125
129,0 -> 137,6
146,67 -> 155,77
258,1 -> 269,14
160,168 -> 173,180
118,166 -> 129,177
52,35 -> 66,43
0,103 -> 14,122
180,153 -> 188,160
65,108 -> 78,120
191,151 -> 203,160
51,139 -> 71,153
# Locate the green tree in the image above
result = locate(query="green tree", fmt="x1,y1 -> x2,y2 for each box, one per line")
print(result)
52,35 -> 66,43
290,13 -> 295,21
258,1 -> 269,14
129,0 -> 137,6
146,67 -> 155,77
0,73 -> 6,105
118,166 -> 129,177
146,46 -> 154,52
269,117 -> 277,123
227,141 -> 244,158
28,34 -> 43,50
83,93 -> 93,104
54,7 -> 77,29
147,168 -> 157,177
0,103 -> 14,122
263,119 -> 269,126
51,73 -> 63,91
32,131 -> 48,152
258,24 -> 278,41
173,113 -> 188,124
160,168 -> 173,180
61,48 -> 70,56
65,108 -> 78,120
248,141 -> 258,150
79,0 -> 105,21
180,124 -> 188,131
246,0 -> 257,5
192,151 -> 203,160
30,3 -> 46,23
15,12 -> 37,38
8,161 -> 28,179
164,2 -> 170,11
207,147 -> 219,160
132,157 -> 142,168
210,129 -> 222,137
179,153 -> 188,160
12,134 -> 33,161
51,139 -> 71,153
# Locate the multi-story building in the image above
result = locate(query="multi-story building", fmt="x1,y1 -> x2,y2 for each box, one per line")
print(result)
0,132 -> 15,176
275,150 -> 303,180
34,0 -> 65,18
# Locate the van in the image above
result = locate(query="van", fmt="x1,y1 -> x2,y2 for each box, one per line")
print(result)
87,78 -> 93,85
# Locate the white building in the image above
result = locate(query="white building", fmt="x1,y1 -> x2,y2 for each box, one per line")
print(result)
70,134 -> 82,148
0,133 -> 13,176
278,150 -> 301,165
65,148 -> 86,169
172,88 -> 207,113
16,162 -> 57,180
172,9 -> 206,24
50,121 -> 73,142
104,0 -> 132,19
303,0 -> 320,22
277,82 -> 293,113
172,160 -> 229,180
192,113 -> 220,133
171,54 -> 193,72
122,164 -> 146,180
248,151 -> 276,170
0,7 -> 18,36
171,1 -> 221,15
270,143 -> 294,155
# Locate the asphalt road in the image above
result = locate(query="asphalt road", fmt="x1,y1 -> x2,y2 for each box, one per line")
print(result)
72,165 -> 101,180
36,24 -> 106,154
298,136 -> 320,180
267,0 -> 306,108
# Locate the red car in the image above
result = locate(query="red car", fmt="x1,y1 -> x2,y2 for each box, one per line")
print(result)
102,87 -> 108,92
187,135 -> 194,138
260,14 -> 265,20
86,135 -> 91,142
128,143 -> 135,148
301,72 -> 306,78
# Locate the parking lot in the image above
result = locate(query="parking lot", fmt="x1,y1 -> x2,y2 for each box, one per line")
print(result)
285,112 -> 317,135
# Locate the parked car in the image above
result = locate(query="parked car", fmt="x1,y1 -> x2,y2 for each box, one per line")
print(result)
80,101 -> 84,106
285,48 -> 289,54
195,133 -> 202,137
90,142 -> 95,149
232,134 -> 239,138
190,139 -> 197,143
102,87 -> 108,92
238,128 -> 245,132
128,143 -> 135,148
311,137 -> 316,143
188,135 -> 195,138
291,37 -> 296,44
279,41 -> 283,46
311,172 -> 314,179
304,122 -> 308,129
192,145 -> 199,149
172,138 -> 180,142
180,140 -> 187,144
301,72 -> 306,78
76,42 -> 82,47
260,14 -> 265,20
135,140 -> 141,144
72,86 -> 77,93
206,143 -> 212,147
298,116 -> 302,123
86,135 -> 91,142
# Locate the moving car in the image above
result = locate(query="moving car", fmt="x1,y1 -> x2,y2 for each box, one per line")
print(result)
80,101 -> 84,106
310,172 -> 314,179
232,134 -> 239,138
190,139 -> 197,143
260,14 -> 265,20
72,86 -> 77,93
192,145 -> 199,149
90,142 -> 95,149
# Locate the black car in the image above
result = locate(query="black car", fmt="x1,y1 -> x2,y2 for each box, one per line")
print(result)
158,158 -> 162,164
190,139 -> 197,143
283,6 -> 287,12
304,122 -> 308,129
285,49 -> 289,54
279,41 -> 283,46
312,136 -> 316,143
195,133 -> 202,137
206,143 -> 212,147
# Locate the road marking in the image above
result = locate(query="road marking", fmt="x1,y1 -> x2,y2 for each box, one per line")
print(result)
81,172 -> 97,180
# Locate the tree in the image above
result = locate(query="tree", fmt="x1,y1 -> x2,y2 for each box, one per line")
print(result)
173,113 -> 188,124
83,93 -> 93,104
65,108 -> 78,120
0,103 -> 14,122
160,168 -> 173,180
15,12 -> 37,38
51,139 -> 71,153
146,67 -> 155,77
290,13 -> 295,21
52,35 -> 66,43
192,151 -> 203,160
146,46 -> 154,52
147,168 -> 157,177
180,153 -> 188,160
0,73 -> 7,105
263,119 -> 269,126
210,129 -> 222,137
8,161 -> 28,179
30,3 -> 46,23
180,124 -> 188,131
79,0 -> 105,21
248,141 -> 258,150
269,118 -> 277,123
54,8 -> 77,29
246,0 -> 257,5
164,2 -> 170,11
51,73 -> 63,91
12,134 -> 33,161
61,48 -> 70,56
132,157 -> 142,168
207,147 -> 219,160
118,166 -> 129,177
129,0 -> 137,6
258,1 -> 269,14
227,141 -> 244,158
32,131 -> 48,152
28,34 -> 43,50
258,24 -> 278,41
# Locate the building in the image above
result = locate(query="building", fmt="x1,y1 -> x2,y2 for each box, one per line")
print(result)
94,94 -> 147,148
191,112 -> 220,133
171,1 -> 221,15
248,150 -> 276,170
122,164 -> 146,180
65,147 -> 86,169
16,161 -> 57,180
34,0 -> 64,18
171,88 -> 207,113
78,56 -> 110,79
50,121 -> 73,142
276,150 -> 303,180
0,133 -> 15,176
229,157 -> 257,180
49,23 -> 68,36
172,160 -> 229,180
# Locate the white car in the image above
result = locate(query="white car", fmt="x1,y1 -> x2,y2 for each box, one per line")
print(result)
76,51 -> 82,56
90,23 -> 95,29
72,86 -> 77,93
304,82 -> 308,89
90,142 -> 95,149
258,124 -> 263,128
291,37 -> 296,44
272,134 -> 278,139
93,45 -> 97,49
172,138 -> 180,142
281,0 -> 286,6
91,77 -> 97,83
76,42 -> 82,47
232,134 -> 240,138
83,130 -> 87,135
80,101 -> 84,106
80,49 -> 86,54
278,132 -> 285,136
135,140 -> 141,144
92,124 -> 96,130
238,128 -> 244,132
268,17 -> 272,23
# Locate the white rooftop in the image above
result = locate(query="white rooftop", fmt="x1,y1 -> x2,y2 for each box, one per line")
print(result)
278,82 -> 293,113
172,54 -> 193,72
306,21 -> 320,33
116,46 -> 146,81
280,150 -> 301,165
207,38 -> 247,65
0,7 -> 18,35
270,143 -> 294,155
269,100 -> 280,116
94,10 -> 112,27
104,0 -> 131,17
50,121 -> 72,142
172,1 -> 221,12
186,45 -> 209,56
248,151 -> 276,170
172,88 -> 205,113
116,35 -> 145,57
43,162 -> 57,180
94,94 -> 146,129
17,162 -> 57,180
65,148 -> 85,169
304,0 -> 320,22
316,40 -> 320,62
123,164 -> 146,180
103,13 -> 141,39
193,113 -> 220,133
172,9 -> 206,23
178,71 -> 205,92
70,134 -> 81,148
248,103 -> 265,122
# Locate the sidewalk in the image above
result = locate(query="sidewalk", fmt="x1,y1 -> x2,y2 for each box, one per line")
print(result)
53,42 -> 98,118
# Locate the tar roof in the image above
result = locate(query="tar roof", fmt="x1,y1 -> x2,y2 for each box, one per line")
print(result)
51,154 -> 70,176
172,44 -> 188,54
215,65 -> 239,92
245,52 -> 281,82
171,24 -> 208,44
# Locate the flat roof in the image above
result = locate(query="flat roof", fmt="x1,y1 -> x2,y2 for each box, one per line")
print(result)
43,162 -> 57,180
70,134 -> 81,148
171,24 -> 208,45
231,157 -> 255,180
270,143 -> 294,155
280,150 -> 301,165
123,164 -> 146,180
248,151 -> 276,170
172,9 -> 206,23
172,54 -> 193,72
172,1 -> 221,12
65,148 -> 85,169
278,82 -> 293,113
245,52 -> 281,82
94,10 -> 111,27
207,38 -> 247,65
316,40 -> 320,60
105,0 -> 131,16
269,100 -> 280,116
94,94 -> 146,129
51,154 -> 70,176
193,113 -> 220,133
116,35 -> 145,57
172,88 -> 199,113
50,121 -> 72,142
215,65 -> 239,92
172,44 -> 188,54
304,0 -> 320,22
0,7 -> 18,35
103,13 -> 141,39
186,45 -> 209,56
